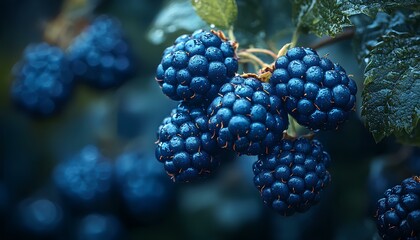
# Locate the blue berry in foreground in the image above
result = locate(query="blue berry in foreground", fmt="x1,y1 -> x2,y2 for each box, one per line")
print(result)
155,103 -> 223,182
17,197 -> 63,237
76,214 -> 125,240
375,176 -> 420,240
11,43 -> 73,116
53,145 -> 113,209
270,47 -> 357,130
68,15 -> 135,89
156,30 -> 238,104
253,136 -> 331,216
115,151 -> 174,221
207,76 -> 288,155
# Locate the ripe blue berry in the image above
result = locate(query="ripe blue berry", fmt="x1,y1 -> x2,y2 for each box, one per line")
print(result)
11,43 -> 74,116
270,47 -> 357,130
115,151 -> 174,221
253,136 -> 331,216
53,145 -> 113,210
375,176 -> 420,240
155,103 -> 223,182
207,76 -> 289,155
156,30 -> 238,104
68,15 -> 135,89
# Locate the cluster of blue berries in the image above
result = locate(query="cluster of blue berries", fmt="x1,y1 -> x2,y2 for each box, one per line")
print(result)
253,136 -> 331,216
375,176 -> 420,240
53,146 -> 174,219
68,15 -> 135,89
10,15 -> 135,117
156,29 -> 238,104
12,146 -> 173,239
155,30 -> 357,216
11,43 -> 74,116
269,47 -> 357,130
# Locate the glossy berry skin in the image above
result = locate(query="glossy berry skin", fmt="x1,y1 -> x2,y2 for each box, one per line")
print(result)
68,15 -> 135,89
11,43 -> 73,116
375,176 -> 420,240
253,137 -> 331,216
156,29 -> 238,104
155,103 -> 222,182
270,47 -> 357,130
115,151 -> 174,221
207,76 -> 288,156
53,145 -> 113,209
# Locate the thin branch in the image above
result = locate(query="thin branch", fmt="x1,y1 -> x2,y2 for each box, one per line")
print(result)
237,52 -> 268,69
242,48 -> 277,59
310,28 -> 355,50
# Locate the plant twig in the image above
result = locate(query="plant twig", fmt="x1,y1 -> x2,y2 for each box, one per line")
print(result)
242,48 -> 277,59
310,28 -> 355,50
237,52 -> 268,69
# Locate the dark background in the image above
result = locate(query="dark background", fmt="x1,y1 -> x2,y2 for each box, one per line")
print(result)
0,0 -> 418,239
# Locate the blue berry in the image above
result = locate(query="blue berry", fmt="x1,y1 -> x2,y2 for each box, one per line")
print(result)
11,43 -> 74,116
376,176 -> 420,240
68,15 -> 135,89
53,145 -> 113,209
115,151 -> 174,221
207,76 -> 288,155
253,136 -> 331,216
155,103 -> 223,182
270,47 -> 357,130
76,214 -> 125,240
156,30 -> 238,104
17,197 -> 63,237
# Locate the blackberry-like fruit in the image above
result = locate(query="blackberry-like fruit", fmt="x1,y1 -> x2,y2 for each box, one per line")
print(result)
253,136 -> 331,216
207,76 -> 288,155
270,47 -> 357,130
76,214 -> 125,240
375,176 -> 420,240
155,103 -> 223,182
53,145 -> 113,209
11,43 -> 73,116
68,15 -> 135,89
115,151 -> 174,221
155,29 -> 238,104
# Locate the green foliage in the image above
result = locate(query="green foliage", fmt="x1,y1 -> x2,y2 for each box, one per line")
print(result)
292,0 -> 352,37
191,0 -> 237,29
362,32 -> 420,144
292,0 -> 419,36
342,0 -> 420,16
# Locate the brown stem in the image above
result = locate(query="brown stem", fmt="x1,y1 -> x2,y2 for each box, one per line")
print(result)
242,48 -> 277,59
310,28 -> 355,50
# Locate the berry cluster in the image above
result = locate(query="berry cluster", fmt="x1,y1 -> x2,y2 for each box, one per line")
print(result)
68,15 -> 135,89
269,47 -> 357,130
6,145 -> 173,239
156,29 -> 238,104
154,30 -> 357,216
375,176 -> 420,240
253,136 -> 331,216
10,15 -> 135,117
155,103 -> 223,182
11,43 -> 74,116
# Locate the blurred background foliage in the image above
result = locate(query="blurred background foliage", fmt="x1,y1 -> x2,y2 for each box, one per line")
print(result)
0,0 -> 418,239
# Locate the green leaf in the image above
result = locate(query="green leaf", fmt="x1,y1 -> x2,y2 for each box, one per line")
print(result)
362,32 -> 420,144
191,0 -> 237,29
292,0 -> 419,37
292,0 -> 352,37
342,0 -> 420,17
